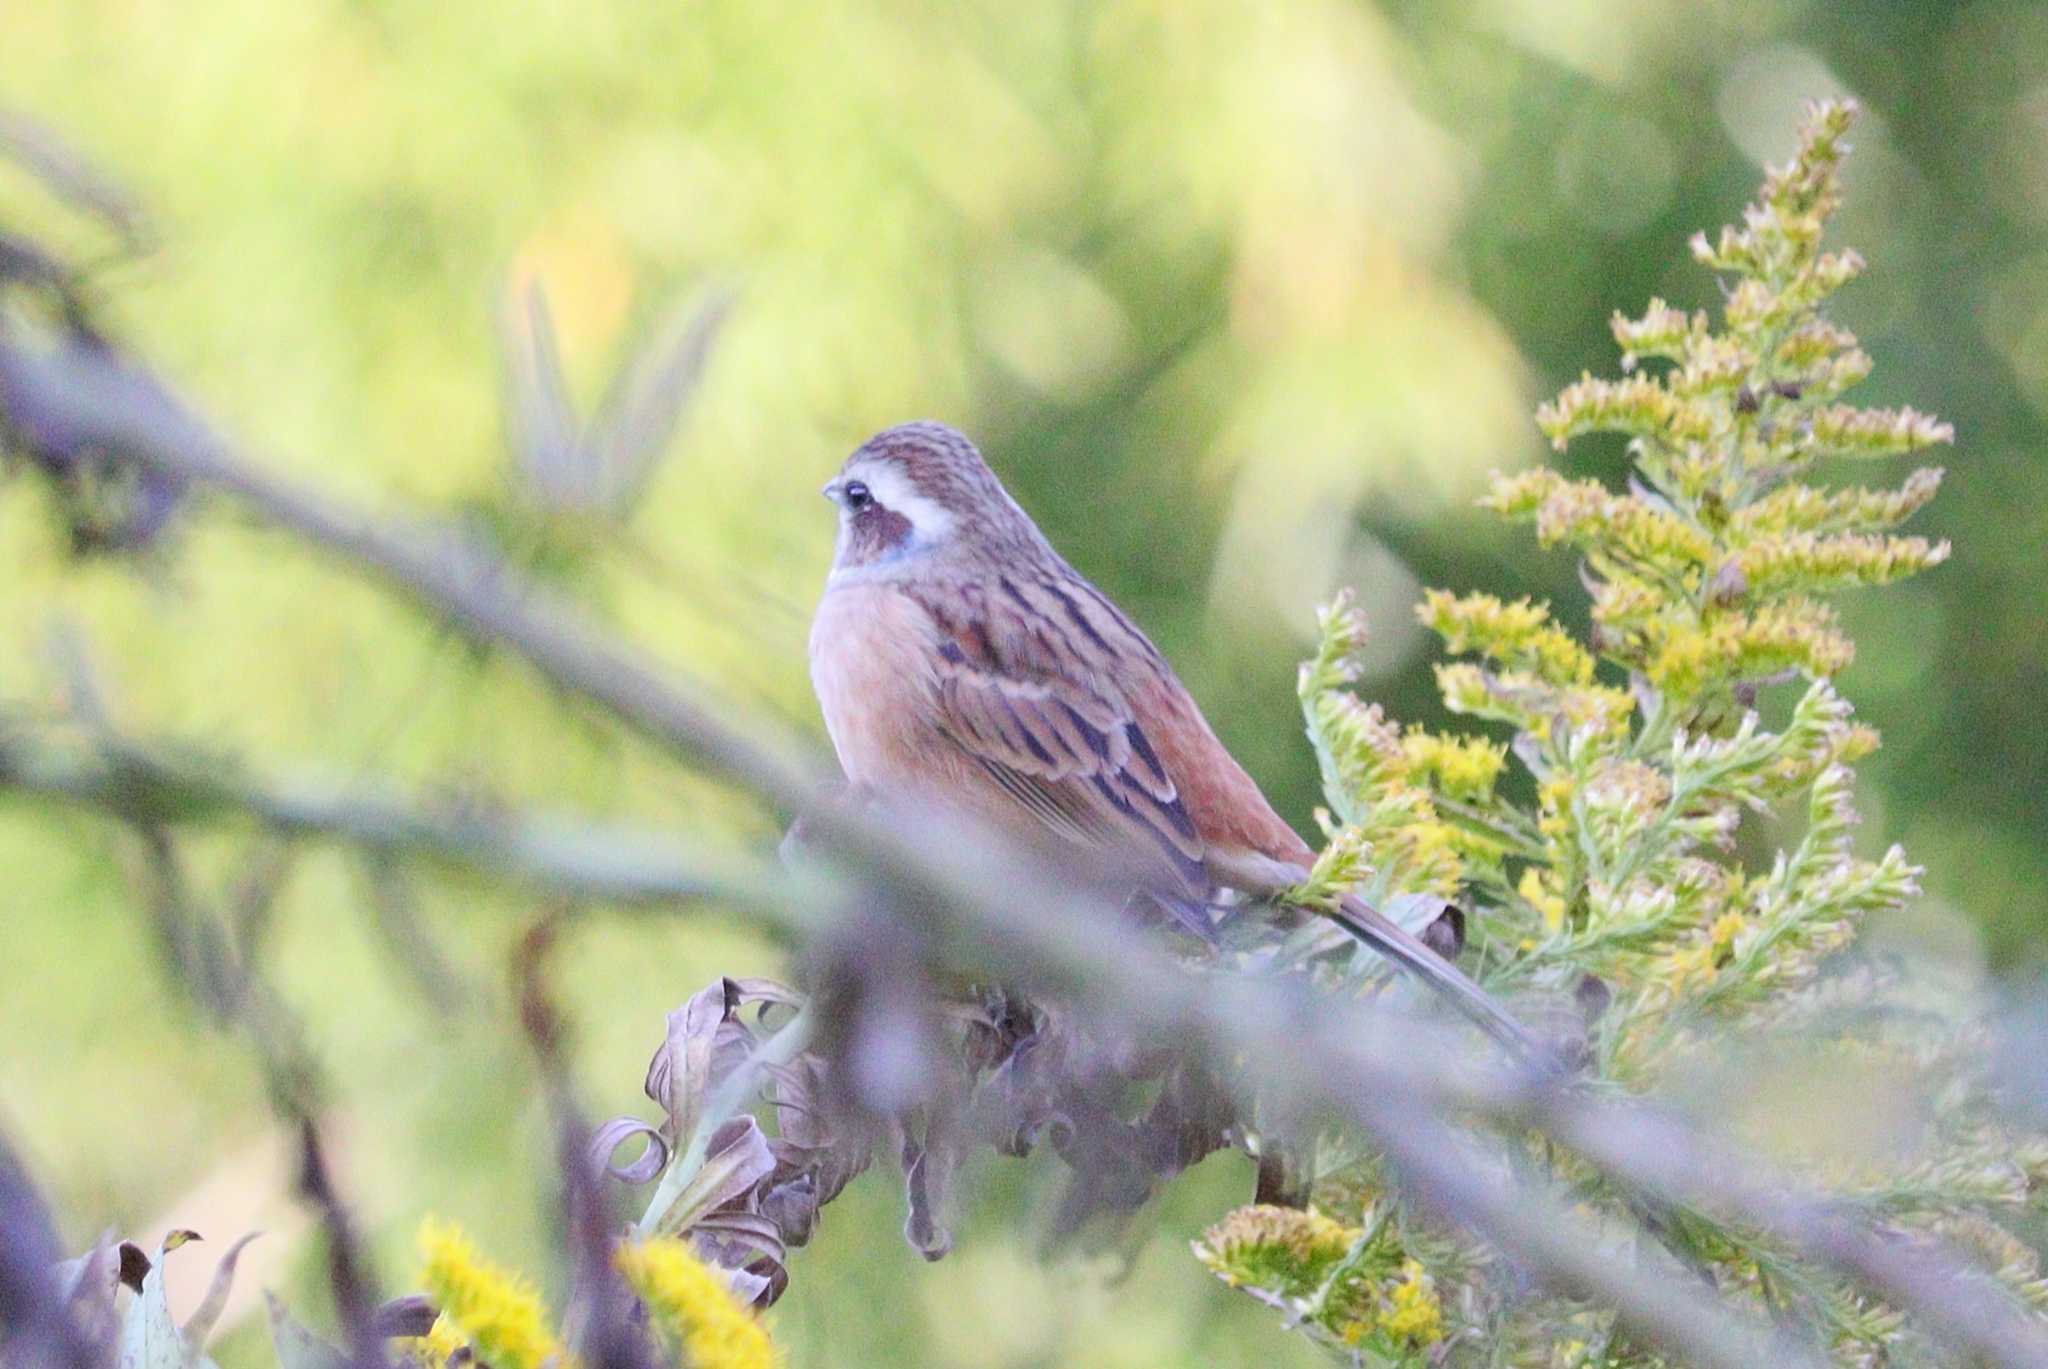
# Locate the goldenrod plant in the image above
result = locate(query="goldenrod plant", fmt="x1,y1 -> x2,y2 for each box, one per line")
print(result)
409,1218 -> 778,1369
1198,100 -> 2048,1366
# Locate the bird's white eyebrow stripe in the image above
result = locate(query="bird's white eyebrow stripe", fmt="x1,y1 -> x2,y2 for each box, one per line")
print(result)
842,459 -> 957,541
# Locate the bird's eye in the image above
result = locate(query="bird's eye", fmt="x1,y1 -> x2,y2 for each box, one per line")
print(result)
843,480 -> 872,511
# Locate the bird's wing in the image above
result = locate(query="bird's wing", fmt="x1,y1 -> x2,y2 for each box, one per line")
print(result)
905,576 -> 1209,896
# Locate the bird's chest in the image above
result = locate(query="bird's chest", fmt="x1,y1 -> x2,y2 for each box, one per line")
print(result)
809,583 -> 948,788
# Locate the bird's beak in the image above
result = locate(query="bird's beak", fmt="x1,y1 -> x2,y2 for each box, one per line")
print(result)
821,479 -> 842,504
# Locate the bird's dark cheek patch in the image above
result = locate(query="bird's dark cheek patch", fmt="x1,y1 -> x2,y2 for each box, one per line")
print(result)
848,506 -> 914,564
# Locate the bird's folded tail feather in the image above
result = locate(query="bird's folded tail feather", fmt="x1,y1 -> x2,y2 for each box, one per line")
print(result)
1328,893 -> 1544,1062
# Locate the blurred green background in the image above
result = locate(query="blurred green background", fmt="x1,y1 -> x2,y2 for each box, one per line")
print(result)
3,1 -> 2043,1364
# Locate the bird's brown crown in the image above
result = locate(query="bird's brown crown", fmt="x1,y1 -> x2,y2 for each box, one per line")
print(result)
848,421 -> 1008,515
827,421 -> 1047,570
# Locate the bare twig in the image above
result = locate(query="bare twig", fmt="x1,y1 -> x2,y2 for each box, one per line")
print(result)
0,723 -> 782,915
512,918 -> 664,1369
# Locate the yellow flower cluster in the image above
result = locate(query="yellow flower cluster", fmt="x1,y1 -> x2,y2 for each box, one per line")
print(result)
1533,373 -> 1719,454
416,1219 -> 564,1369
1381,1260 -> 1445,1346
1197,1204 -> 1454,1355
1582,761 -> 1670,822
1486,469 -> 1718,572
1416,590 -> 1593,687
1689,99 -> 1854,290
1301,593 -> 1372,690
1193,1205 -> 1360,1293
410,1221 -> 777,1369
1709,911 -> 1747,956
1734,468 -> 1943,538
1762,319 -> 1876,403
1335,1258 -> 1447,1350
1400,730 -> 1507,802
1768,721 -> 1880,792
1430,661 -> 1632,747
1549,1339 -> 1594,1368
1587,572 -> 1663,630
1932,1213 -> 2048,1311
1776,317 -> 1857,367
1670,333 -> 1754,398
1804,403 -> 1954,460
616,1238 -> 778,1369
1643,596 -> 1854,699
1299,599 -> 1483,897
1519,867 -> 1567,933
1609,298 -> 1706,364
1300,824 -> 1373,899
1536,776 -> 1575,841
1653,940 -> 1720,997
1311,691 -> 1407,808
1733,531 -> 1950,598
1720,251 -> 1866,332
1387,816 -> 1467,898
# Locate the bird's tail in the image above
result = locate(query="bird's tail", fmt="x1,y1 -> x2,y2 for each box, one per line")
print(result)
1328,892 -> 1543,1062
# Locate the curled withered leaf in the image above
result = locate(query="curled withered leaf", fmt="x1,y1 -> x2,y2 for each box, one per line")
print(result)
367,1295 -> 438,1341
760,1051 -> 873,1214
755,1172 -> 819,1249
898,1098 -> 963,1262
607,973 -> 1253,1285
1135,1059 -> 1236,1182
587,1118 -> 668,1185
181,1230 -> 260,1348
640,978 -> 769,1153
598,976 -> 837,1307
951,989 -> 1238,1244
691,1207 -> 787,1305
677,1118 -> 778,1231
706,1259 -> 773,1310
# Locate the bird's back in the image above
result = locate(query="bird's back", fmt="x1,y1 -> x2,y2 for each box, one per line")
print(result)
811,563 -> 1314,897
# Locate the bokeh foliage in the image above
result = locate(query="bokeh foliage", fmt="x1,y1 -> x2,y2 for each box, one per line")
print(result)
4,3 -> 2045,1367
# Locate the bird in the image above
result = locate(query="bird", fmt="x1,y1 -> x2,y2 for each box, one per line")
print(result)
805,421 -> 1536,1065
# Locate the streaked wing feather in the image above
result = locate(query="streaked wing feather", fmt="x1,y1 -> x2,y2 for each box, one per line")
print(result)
920,590 -> 1207,894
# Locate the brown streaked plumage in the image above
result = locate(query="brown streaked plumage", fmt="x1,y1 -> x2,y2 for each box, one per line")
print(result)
808,421 -> 1535,1059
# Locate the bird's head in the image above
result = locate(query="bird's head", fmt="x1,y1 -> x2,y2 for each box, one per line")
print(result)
823,421 -> 1043,580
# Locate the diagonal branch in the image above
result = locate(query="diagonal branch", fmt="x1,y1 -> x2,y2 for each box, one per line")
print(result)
0,723 -> 783,914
